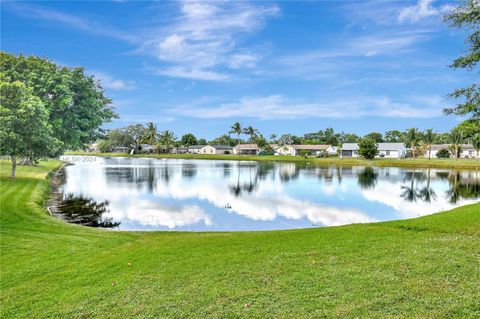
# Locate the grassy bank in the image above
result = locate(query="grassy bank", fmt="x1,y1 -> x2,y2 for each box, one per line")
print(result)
1,161 -> 479,318
65,151 -> 480,169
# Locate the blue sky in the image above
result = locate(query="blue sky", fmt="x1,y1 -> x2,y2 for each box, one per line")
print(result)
1,0 -> 474,139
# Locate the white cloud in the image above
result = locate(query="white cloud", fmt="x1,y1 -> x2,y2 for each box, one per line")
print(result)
6,2 -> 134,41
124,200 -> 212,229
155,66 -> 229,81
171,94 -> 443,119
93,72 -> 136,90
142,1 -> 279,80
398,0 -> 455,23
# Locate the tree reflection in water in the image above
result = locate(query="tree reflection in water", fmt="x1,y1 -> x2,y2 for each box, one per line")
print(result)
57,193 -> 119,228
445,171 -> 480,204
357,167 -> 378,190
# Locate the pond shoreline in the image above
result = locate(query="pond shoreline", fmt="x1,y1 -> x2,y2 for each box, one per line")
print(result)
65,152 -> 480,170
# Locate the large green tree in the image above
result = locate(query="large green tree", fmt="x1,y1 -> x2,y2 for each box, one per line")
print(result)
181,133 -> 198,146
358,138 -> 378,159
0,52 -> 117,151
0,81 -> 61,178
443,0 -> 479,120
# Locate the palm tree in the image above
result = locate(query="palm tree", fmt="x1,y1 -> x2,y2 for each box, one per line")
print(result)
229,122 -> 242,145
401,170 -> 421,202
405,128 -> 420,158
419,169 -> 436,203
269,134 -> 277,143
156,130 -> 176,154
473,134 -> 480,159
242,126 -> 259,143
449,128 -> 463,159
143,122 -> 158,145
423,128 -> 435,160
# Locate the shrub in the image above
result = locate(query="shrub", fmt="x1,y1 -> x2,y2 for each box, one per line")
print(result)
298,150 -> 311,157
358,138 -> 378,159
436,149 -> 450,158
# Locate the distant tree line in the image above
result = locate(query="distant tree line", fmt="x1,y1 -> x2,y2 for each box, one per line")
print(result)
95,120 -> 480,159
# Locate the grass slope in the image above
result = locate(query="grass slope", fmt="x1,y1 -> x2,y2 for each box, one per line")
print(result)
66,151 -> 480,169
1,161 -> 479,318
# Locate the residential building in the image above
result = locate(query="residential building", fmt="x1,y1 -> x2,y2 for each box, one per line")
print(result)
139,144 -> 155,154
275,144 -> 337,156
233,144 -> 260,155
187,145 -> 205,154
430,144 -> 478,158
199,145 -> 233,155
340,143 -> 407,158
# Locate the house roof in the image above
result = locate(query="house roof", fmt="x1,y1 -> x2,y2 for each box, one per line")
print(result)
275,144 -> 331,150
291,144 -> 331,150
187,145 -> 205,149
377,143 -> 406,151
431,144 -> 475,150
234,144 -> 259,150
206,144 -> 233,150
341,143 -> 359,151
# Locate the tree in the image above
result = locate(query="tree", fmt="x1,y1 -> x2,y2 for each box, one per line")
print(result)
449,128 -> 464,159
0,81 -> 61,178
269,134 -> 277,143
436,149 -> 451,158
242,126 -> 259,143
197,138 -> 207,145
156,130 -> 176,153
339,132 -> 360,143
143,122 -> 158,145
423,129 -> 435,160
364,132 -> 384,143
358,138 -> 378,159
229,122 -> 242,145
384,130 -> 403,142
278,134 -> 294,145
405,128 -> 420,158
181,133 -> 197,146
443,1 -> 479,120
125,124 -> 145,150
454,119 -> 480,140
0,52 -> 117,151
106,128 -> 134,147
209,134 -> 236,146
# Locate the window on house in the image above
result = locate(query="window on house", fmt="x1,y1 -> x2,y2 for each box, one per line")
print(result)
386,150 -> 390,156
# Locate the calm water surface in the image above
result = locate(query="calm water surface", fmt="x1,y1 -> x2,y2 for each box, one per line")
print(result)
59,156 -> 480,231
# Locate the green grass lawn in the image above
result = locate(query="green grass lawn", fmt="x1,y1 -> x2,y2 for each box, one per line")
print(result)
66,151 -> 480,169
1,160 -> 479,318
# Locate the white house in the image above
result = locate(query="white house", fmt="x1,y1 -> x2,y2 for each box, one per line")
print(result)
111,146 -> 129,153
378,143 -> 407,158
430,144 -> 478,159
139,144 -> 155,154
276,144 -> 337,156
233,144 -> 260,155
199,145 -> 233,155
340,143 -> 407,158
187,145 -> 205,154
340,143 -> 359,158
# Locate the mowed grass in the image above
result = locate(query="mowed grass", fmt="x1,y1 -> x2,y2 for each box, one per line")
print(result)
66,151 -> 480,169
0,160 -> 479,318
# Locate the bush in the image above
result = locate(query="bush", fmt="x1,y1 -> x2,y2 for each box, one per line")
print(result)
258,150 -> 274,156
298,150 -> 311,157
358,138 -> 378,159
436,149 -> 450,158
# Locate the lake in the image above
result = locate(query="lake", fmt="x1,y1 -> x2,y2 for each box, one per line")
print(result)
57,156 -> 480,231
